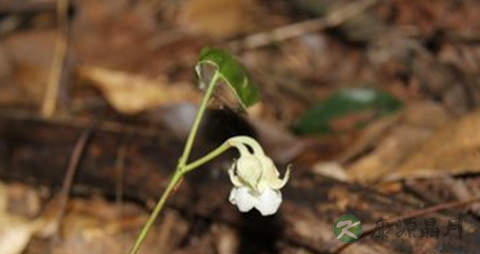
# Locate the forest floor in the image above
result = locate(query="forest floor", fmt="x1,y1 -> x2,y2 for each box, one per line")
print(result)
0,0 -> 480,253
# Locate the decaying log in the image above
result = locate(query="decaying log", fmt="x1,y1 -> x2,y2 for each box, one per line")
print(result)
0,112 -> 478,253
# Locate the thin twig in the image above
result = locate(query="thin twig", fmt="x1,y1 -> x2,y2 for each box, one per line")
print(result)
333,196 -> 480,253
54,128 -> 92,230
115,144 -> 127,207
0,110 -> 164,139
228,0 -> 378,50
41,0 -> 69,117
37,127 -> 92,242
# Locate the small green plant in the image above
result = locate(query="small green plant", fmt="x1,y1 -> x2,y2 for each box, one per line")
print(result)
128,48 -> 291,254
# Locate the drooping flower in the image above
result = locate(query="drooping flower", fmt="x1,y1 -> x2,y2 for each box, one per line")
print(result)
226,136 -> 290,216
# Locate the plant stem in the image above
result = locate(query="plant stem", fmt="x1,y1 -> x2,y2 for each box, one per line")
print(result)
183,140 -> 231,173
178,71 -> 220,168
128,171 -> 183,254
128,71 -> 221,254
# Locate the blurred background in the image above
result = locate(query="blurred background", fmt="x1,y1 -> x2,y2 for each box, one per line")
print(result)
0,0 -> 479,253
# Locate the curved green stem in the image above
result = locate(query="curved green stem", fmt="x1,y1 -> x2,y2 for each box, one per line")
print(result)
178,71 -> 220,168
182,140 -> 231,173
128,71 -> 221,254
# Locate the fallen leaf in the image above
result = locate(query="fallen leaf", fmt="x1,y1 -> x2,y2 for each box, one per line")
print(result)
343,101 -> 451,183
0,182 -> 44,254
386,110 -> 480,181
78,66 -> 201,114
177,0 -> 263,39
50,200 -> 189,254
348,125 -> 433,183
1,30 -> 56,105
313,162 -> 349,182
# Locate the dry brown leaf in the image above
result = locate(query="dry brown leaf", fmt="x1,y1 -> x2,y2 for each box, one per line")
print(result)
1,30 -> 56,105
385,110 -> 480,181
313,162 -> 349,182
0,182 -> 44,254
41,198 -> 189,254
78,66 -> 201,114
177,0 -> 263,39
348,125 -> 433,183
345,101 -> 451,183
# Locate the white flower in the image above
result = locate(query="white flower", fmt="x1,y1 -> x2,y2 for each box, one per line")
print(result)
226,136 -> 290,216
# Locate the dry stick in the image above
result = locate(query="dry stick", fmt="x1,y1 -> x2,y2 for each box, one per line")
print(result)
53,129 -> 92,231
41,0 -> 69,117
115,145 -> 127,208
228,0 -> 378,50
0,110 -> 163,139
333,196 -> 480,253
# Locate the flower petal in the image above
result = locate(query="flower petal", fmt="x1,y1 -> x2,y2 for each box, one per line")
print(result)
260,157 -> 290,190
228,136 -> 266,156
228,162 -> 242,187
236,154 -> 263,188
229,187 -> 257,213
254,188 -> 282,216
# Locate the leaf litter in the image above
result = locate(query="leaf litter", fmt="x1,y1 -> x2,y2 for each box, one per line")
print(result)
0,0 -> 480,253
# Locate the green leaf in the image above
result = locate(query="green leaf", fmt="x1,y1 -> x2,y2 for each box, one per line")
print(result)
196,48 -> 259,108
293,87 -> 403,135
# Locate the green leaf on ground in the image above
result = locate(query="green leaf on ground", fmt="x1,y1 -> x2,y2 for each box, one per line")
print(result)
293,87 -> 403,135
196,47 -> 259,108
